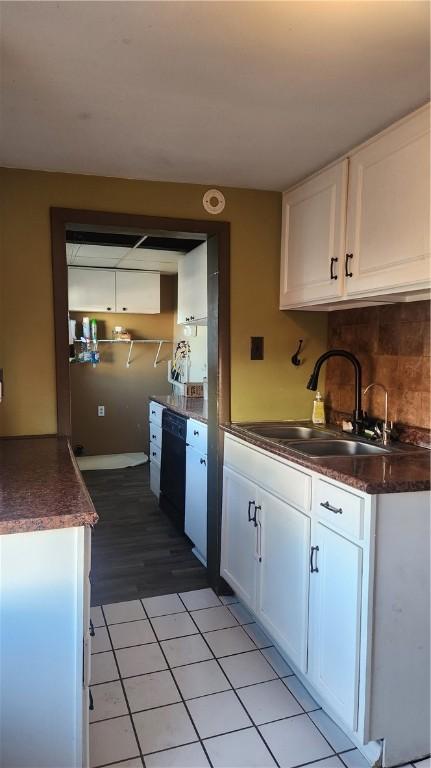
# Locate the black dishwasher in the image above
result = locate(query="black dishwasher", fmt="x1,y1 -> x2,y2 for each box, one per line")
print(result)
159,409 -> 187,531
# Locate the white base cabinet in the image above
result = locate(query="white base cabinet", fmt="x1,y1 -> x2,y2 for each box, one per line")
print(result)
308,521 -> 362,732
222,433 -> 430,767
0,525 -> 91,768
185,419 -> 208,565
221,467 -> 259,608
149,400 -> 165,499
256,488 -> 310,675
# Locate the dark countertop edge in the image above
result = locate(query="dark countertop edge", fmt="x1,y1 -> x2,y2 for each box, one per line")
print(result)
150,395 -> 208,424
0,436 -> 98,536
67,440 -> 99,525
221,424 -> 431,495
0,511 -> 98,536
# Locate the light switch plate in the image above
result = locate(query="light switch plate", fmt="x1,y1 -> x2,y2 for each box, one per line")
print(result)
98,405 -> 105,416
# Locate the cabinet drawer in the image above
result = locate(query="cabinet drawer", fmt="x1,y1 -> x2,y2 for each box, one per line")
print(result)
315,479 -> 364,540
149,423 -> 162,449
150,441 -> 161,466
187,419 -> 207,454
224,436 -> 311,513
149,401 -> 164,428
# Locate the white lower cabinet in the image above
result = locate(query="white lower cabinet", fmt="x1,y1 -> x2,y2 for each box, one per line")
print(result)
256,488 -> 310,674
308,521 -> 362,731
221,433 -> 431,767
185,419 -> 208,565
1,525 -> 91,768
185,444 -> 207,564
221,466 -> 259,609
149,400 -> 164,499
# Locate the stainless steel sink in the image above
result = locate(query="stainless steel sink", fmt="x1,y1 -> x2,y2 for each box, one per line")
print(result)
287,439 -> 391,458
241,424 -> 335,441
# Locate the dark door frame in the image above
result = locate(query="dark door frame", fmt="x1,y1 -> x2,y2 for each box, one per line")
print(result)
50,207 -> 230,592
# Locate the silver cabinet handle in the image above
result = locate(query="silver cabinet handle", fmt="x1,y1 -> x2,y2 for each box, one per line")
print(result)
320,500 -> 343,514
310,545 -> 319,573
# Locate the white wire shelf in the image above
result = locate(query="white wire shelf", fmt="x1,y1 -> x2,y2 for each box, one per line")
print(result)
75,339 -> 172,368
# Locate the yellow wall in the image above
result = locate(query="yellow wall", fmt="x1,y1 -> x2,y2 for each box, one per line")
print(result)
0,167 -> 327,436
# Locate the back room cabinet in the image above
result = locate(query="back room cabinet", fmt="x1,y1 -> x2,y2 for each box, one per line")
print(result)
68,268 -> 116,312
177,242 -> 207,324
68,268 -> 160,313
115,271 -> 160,313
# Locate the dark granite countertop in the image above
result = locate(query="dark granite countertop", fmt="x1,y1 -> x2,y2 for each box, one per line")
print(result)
0,436 -> 98,535
222,423 -> 430,495
150,395 -> 208,424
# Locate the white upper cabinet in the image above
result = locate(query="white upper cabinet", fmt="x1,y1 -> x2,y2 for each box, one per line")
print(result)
68,268 -> 160,313
280,104 -> 430,309
177,242 -> 207,324
345,106 -> 430,297
68,267 -> 116,312
280,160 -> 348,308
115,271 -> 160,313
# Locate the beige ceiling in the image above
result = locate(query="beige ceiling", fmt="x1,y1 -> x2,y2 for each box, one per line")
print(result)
1,1 -> 429,191
66,243 -> 182,272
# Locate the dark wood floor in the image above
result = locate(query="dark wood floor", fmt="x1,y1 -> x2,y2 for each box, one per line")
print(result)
83,464 -> 208,606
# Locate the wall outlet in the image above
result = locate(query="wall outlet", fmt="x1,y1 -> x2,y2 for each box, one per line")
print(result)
98,405 -> 105,416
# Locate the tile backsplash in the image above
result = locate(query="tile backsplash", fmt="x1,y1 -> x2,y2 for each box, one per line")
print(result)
325,301 -> 431,429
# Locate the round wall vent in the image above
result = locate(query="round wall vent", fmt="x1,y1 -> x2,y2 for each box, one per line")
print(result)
203,188 -> 225,215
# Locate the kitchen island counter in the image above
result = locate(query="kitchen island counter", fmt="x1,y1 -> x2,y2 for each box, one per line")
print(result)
0,435 -> 98,535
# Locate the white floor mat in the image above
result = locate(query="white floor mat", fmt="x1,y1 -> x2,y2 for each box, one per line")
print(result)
76,452 -> 148,471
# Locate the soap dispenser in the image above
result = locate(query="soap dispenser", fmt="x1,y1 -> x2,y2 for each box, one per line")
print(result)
312,391 -> 326,425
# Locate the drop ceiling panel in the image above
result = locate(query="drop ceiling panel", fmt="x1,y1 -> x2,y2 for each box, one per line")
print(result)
66,243 -> 180,273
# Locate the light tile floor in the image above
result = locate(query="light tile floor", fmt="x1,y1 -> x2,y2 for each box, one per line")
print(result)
89,589 -> 430,768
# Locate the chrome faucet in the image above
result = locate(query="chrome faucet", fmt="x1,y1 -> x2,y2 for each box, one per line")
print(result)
363,382 -> 392,446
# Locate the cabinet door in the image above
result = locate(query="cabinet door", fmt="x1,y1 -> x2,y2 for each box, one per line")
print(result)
256,490 -> 311,674
308,522 -> 362,731
68,267 -> 116,312
177,242 -> 207,324
185,445 -> 207,563
115,271 -> 160,313
221,467 -> 258,610
280,160 -> 347,308
345,106 -> 430,296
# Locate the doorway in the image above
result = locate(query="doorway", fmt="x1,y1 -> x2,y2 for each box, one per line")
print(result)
50,208 -> 230,598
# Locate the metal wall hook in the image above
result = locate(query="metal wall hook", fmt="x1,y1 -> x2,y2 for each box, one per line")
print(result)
291,339 -> 303,366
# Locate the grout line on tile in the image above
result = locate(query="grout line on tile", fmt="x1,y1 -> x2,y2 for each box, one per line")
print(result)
98,605 -> 146,768
185,603 -> 282,768
139,598 -> 215,768
93,593 -> 359,768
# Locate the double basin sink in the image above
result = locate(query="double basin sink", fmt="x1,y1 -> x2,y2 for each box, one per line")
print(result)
239,422 -> 392,459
